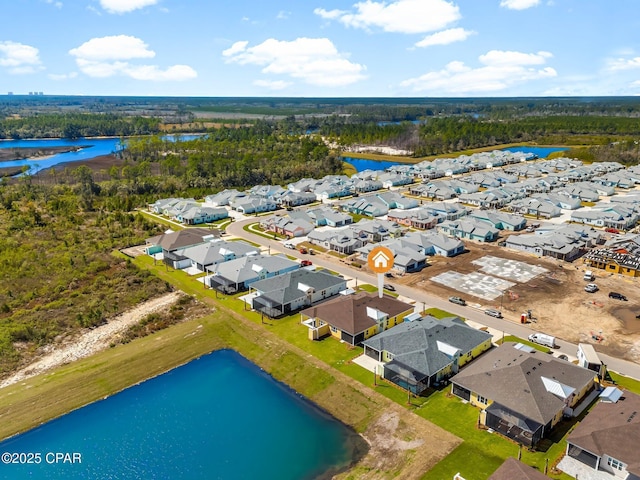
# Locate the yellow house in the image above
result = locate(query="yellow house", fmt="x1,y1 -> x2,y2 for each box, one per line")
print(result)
451,343 -> 597,447
583,238 -> 640,278
362,316 -> 494,395
300,291 -> 414,345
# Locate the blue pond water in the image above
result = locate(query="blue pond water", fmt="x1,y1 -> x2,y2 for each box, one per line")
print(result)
0,134 -> 203,175
501,146 -> 569,158
0,349 -> 355,480
343,156 -> 403,172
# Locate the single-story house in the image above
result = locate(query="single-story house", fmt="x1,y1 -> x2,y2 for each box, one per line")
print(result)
145,227 -> 220,257
468,210 -> 527,231
358,239 -> 428,274
307,228 -> 367,255
362,316 -> 493,395
250,269 -> 348,318
307,207 -> 352,227
563,390 -> 640,479
301,292 -> 414,345
205,254 -> 299,293
387,208 -> 439,230
176,240 -> 259,272
439,219 -> 500,243
177,206 -> 228,225
451,343 -> 596,446
403,231 -> 465,257
488,458 -> 550,480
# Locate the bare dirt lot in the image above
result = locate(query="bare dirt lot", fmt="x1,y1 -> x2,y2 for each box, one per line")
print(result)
390,241 -> 640,363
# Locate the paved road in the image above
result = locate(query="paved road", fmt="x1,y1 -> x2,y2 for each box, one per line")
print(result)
226,216 -> 640,381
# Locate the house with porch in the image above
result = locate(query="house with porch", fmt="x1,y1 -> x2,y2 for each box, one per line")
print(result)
563,390 -> 640,480
403,231 -> 465,257
468,210 -> 527,231
357,239 -> 428,274
250,269 -> 347,318
451,343 -> 596,447
204,254 -> 299,293
375,191 -> 419,210
204,189 -> 244,207
339,195 -> 389,217
362,316 -> 492,395
177,206 -> 228,225
387,208 -> 439,230
307,228 -> 367,255
177,240 -> 259,273
350,219 -> 405,242
301,292 -> 414,345
307,207 -> 353,227
145,228 -> 219,258
439,219 -> 500,243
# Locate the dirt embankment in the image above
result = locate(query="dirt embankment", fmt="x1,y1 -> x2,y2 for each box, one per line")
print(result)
0,292 -> 182,389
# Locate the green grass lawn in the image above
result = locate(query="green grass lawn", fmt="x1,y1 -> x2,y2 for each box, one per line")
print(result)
499,335 -> 551,354
424,307 -> 459,319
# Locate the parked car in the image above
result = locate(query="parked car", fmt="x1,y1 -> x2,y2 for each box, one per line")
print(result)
300,260 -> 313,267
605,227 -> 620,234
298,247 -> 308,254
383,284 -> 395,292
584,283 -> 599,293
448,296 -> 466,306
609,292 -> 627,301
283,242 -> 296,249
484,308 -> 503,318
385,272 -> 394,278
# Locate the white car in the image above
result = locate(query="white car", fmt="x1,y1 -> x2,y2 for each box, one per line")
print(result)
283,242 -> 296,249
584,283 -> 598,293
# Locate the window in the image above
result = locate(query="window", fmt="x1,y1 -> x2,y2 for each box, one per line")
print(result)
476,395 -> 488,405
330,326 -> 337,333
607,457 -> 624,471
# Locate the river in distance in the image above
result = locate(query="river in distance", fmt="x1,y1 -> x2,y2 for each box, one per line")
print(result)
0,349 -> 357,480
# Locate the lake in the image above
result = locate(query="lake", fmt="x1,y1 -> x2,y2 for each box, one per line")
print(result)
0,134 -> 204,175
343,156 -> 405,172
0,349 -> 358,480
501,146 -> 569,158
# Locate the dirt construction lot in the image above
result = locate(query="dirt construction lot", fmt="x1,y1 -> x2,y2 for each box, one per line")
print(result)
389,242 -> 640,363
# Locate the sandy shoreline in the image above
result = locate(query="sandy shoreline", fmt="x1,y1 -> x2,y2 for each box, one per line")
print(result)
0,292 -> 181,389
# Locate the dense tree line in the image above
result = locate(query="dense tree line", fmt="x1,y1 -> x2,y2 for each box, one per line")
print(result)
0,113 -> 160,139
122,120 -> 344,189
0,181 -> 169,374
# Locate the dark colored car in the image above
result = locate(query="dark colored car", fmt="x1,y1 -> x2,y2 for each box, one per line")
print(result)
609,292 -> 627,301
383,284 -> 395,292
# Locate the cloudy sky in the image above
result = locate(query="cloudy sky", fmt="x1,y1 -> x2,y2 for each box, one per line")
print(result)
2,0 -> 640,97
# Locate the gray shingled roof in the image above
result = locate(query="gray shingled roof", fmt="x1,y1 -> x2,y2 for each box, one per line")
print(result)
488,458 -> 549,480
146,228 -> 218,251
208,254 -> 299,284
250,269 -> 347,306
452,343 -> 595,426
363,316 -> 492,378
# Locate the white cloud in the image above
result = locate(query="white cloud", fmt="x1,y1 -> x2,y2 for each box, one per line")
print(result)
415,28 -> 475,48
223,37 -> 366,87
69,35 -> 155,61
69,35 -> 196,81
253,79 -> 292,90
314,0 -> 460,34
400,49 -> 556,94
48,72 -> 78,80
276,11 -> 291,20
0,41 -> 43,74
99,0 -> 158,14
479,50 -> 552,66
500,0 -> 540,10
606,56 -> 640,71
45,0 -> 63,8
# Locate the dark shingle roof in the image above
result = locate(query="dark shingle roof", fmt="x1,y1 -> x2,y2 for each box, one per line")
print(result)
146,228 -> 219,251
363,316 -> 492,377
452,343 -> 595,425
300,291 -> 413,336
488,458 -> 549,480
567,391 -> 640,476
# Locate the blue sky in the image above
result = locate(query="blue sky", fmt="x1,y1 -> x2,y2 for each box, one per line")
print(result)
2,0 -> 640,97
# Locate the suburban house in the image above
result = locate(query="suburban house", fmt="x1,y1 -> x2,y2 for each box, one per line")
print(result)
507,198 -> 562,219
403,231 -> 465,257
177,206 -> 228,225
532,193 -> 582,210
468,210 -> 527,231
205,254 -> 299,293
145,228 -> 219,257
300,292 -> 414,345
339,195 -> 389,217
174,240 -> 259,273
362,316 -> 493,394
375,191 -> 419,210
230,196 -> 278,214
451,343 -> 596,447
261,215 -> 314,238
439,219 -> 500,243
583,233 -> 640,277
351,219 -> 405,242
204,189 -> 244,207
307,228 -> 367,255
278,191 -> 317,208
420,202 -> 468,222
571,206 -> 639,230
487,458 -> 550,480
250,269 -> 348,318
387,208 -> 439,230
563,390 -> 640,480
504,225 -> 600,262
353,178 -> 383,194
357,239 -> 428,274
148,197 -> 189,214
378,172 -> 413,188
307,207 -> 353,227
